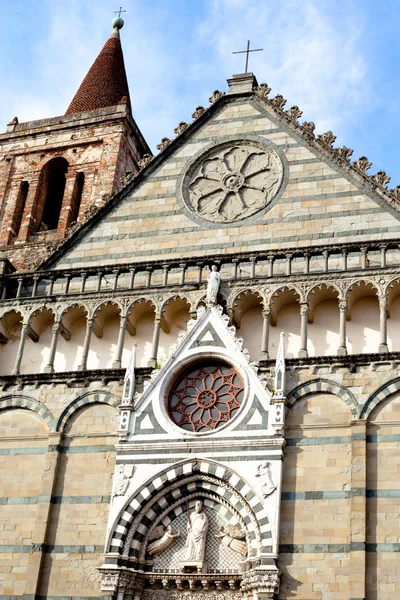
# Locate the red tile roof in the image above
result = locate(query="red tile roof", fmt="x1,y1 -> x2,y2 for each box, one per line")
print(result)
65,30 -> 131,115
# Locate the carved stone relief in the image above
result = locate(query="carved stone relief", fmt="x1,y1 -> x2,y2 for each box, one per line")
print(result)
182,141 -> 283,223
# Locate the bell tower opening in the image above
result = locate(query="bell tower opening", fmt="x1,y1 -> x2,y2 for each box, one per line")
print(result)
36,157 -> 69,232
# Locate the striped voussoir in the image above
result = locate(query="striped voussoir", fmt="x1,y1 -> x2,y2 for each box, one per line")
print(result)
108,459 -> 272,560
360,376 -> 400,419
55,390 -> 119,432
287,378 -> 359,418
0,394 -> 55,430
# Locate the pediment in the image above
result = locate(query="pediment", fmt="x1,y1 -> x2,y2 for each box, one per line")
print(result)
131,305 -> 274,440
42,82 -> 400,271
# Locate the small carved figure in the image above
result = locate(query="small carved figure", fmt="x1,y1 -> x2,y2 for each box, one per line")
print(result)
215,524 -> 247,556
206,266 -> 220,306
256,461 -> 276,497
185,500 -> 208,561
114,464 -> 135,496
147,525 -> 180,556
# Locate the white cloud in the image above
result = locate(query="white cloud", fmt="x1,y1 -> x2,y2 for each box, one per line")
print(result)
194,0 -> 368,143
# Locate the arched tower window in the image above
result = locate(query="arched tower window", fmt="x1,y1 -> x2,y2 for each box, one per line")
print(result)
12,181 -> 29,237
34,157 -> 69,232
68,171 -> 85,227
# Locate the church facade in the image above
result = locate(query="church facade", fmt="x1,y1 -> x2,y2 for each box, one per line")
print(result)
0,17 -> 399,600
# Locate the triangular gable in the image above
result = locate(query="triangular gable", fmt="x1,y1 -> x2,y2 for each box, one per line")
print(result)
43,78 -> 400,271
131,305 -> 274,440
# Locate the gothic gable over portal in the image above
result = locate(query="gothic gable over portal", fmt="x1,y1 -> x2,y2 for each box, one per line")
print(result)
103,304 -> 285,598
44,73 -> 400,271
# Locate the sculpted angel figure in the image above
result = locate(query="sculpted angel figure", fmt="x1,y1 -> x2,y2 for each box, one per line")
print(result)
147,525 -> 180,556
215,524 -> 247,556
206,265 -> 220,306
185,500 -> 208,561
256,461 -> 276,497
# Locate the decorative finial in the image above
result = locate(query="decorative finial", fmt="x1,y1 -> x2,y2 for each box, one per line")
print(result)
112,6 -> 126,30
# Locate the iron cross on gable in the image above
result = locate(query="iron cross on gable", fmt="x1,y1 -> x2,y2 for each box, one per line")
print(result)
233,40 -> 263,74
114,6 -> 126,18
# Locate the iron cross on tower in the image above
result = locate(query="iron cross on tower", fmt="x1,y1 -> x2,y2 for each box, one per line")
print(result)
114,6 -> 126,18
233,40 -> 263,73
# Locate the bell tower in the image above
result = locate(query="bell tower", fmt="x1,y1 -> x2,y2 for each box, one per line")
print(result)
0,16 -> 150,270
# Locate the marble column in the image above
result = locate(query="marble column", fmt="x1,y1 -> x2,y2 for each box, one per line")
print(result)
148,314 -> 162,368
44,321 -> 61,373
12,321 -> 29,375
379,296 -> 389,353
260,310 -> 270,360
299,303 -> 309,359
79,318 -> 93,371
113,315 -> 128,368
337,300 -> 348,356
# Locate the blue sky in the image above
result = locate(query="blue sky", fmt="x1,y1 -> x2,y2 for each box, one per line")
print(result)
1,0 -> 400,185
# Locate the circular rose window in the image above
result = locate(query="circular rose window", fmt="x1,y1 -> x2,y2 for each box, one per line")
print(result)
180,140 -> 284,224
168,362 -> 244,433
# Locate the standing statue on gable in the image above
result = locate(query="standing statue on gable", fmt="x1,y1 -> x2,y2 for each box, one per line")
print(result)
206,265 -> 220,306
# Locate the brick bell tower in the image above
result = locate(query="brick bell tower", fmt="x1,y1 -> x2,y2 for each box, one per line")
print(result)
0,15 -> 150,270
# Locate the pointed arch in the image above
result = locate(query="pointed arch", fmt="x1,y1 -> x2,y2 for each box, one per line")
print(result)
55,390 -> 120,432
360,377 -> 400,420
0,394 -> 55,430
107,458 -> 272,565
287,378 -> 359,418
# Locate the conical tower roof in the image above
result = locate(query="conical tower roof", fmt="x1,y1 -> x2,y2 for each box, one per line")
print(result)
65,20 -> 131,115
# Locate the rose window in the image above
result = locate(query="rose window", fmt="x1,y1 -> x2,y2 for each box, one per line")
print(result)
182,140 -> 283,223
168,362 -> 244,433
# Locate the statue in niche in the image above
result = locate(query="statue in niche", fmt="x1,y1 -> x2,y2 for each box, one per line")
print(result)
206,265 -> 220,306
256,461 -> 276,497
147,525 -> 180,556
215,524 -> 247,556
185,499 -> 209,561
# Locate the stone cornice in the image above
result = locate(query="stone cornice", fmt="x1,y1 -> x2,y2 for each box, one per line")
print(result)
0,352 -> 399,391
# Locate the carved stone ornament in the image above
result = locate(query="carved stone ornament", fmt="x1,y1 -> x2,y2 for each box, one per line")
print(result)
334,146 -> 354,161
371,170 -> 391,188
255,461 -> 277,497
192,106 -> 206,119
255,83 -> 271,99
142,593 -> 242,600
209,90 -> 225,104
285,105 -> 303,120
138,154 -> 154,169
183,140 -> 284,223
157,137 -> 172,152
317,130 -> 337,148
241,569 -> 280,597
113,464 -> 135,496
389,185 -> 400,200
352,156 -> 372,173
174,122 -> 189,136
270,94 -> 287,110
301,121 -> 316,136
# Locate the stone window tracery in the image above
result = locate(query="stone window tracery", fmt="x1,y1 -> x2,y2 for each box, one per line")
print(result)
168,361 -> 244,432
181,140 -> 284,224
